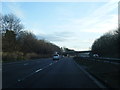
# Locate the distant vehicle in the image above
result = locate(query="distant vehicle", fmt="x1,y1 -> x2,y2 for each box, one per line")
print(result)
93,54 -> 99,57
53,54 -> 60,60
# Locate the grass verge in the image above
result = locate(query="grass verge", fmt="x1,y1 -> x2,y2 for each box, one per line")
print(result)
2,52 -> 52,63
74,57 -> 120,88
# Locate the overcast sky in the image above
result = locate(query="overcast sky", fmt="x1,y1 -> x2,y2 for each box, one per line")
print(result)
1,0 -> 119,51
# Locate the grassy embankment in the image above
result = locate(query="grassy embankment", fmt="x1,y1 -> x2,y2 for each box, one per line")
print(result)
2,52 -> 51,63
74,57 -> 120,88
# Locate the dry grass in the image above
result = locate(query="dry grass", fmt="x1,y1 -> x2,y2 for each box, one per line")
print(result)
2,52 -> 51,62
74,57 -> 120,88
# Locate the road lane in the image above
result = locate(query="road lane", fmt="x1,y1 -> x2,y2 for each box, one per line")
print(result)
2,58 -> 53,72
3,57 -> 102,88
31,57 -> 99,88
2,58 -> 55,88
8,57 -> 99,88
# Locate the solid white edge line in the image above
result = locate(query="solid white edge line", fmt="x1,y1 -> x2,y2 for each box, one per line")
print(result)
73,60 -> 106,88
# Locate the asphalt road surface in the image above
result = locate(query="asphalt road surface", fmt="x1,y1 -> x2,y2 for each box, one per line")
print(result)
2,57 -> 101,88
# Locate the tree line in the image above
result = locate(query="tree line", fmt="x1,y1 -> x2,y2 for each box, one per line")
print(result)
91,27 -> 120,58
1,13 -> 61,61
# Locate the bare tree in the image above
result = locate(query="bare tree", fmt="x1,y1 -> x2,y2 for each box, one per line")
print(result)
91,30 -> 119,58
2,13 -> 62,60
1,13 -> 24,35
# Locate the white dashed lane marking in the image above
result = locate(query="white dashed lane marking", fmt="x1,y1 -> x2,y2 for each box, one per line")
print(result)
35,69 -> 42,73
49,63 -> 53,66
17,61 -> 58,82
24,63 -> 29,65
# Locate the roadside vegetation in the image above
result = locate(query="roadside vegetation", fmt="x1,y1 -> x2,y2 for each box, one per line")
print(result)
74,27 -> 120,88
74,57 -> 120,88
1,13 -> 61,62
91,27 -> 120,58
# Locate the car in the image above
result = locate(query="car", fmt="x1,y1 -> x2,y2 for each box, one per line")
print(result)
93,54 -> 99,57
53,54 -> 60,60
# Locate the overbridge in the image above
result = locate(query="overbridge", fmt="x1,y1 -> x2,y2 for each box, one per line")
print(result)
62,50 -> 92,56
75,50 -> 92,53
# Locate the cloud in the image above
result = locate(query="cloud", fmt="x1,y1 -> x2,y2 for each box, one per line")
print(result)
0,3 -> 2,13
36,31 -> 73,42
91,0 -> 118,17
82,15 -> 118,33
2,1 -> 118,51
6,2 -> 25,18
1,0 -> 119,2
46,1 -> 118,50
35,1 -> 118,51
52,1 -> 118,34
37,34 -> 66,42
2,0 -> 109,2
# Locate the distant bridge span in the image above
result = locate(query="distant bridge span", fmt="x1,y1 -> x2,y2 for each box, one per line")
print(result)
75,50 -> 92,53
62,50 -> 92,56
